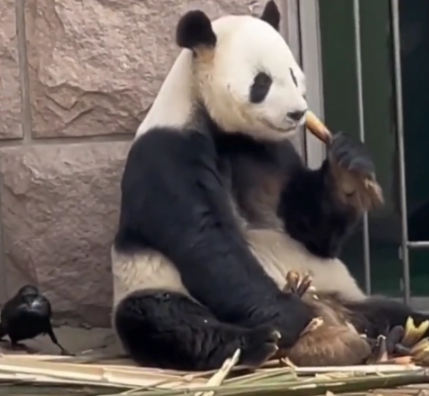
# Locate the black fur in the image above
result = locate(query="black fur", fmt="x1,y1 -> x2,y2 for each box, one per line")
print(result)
280,162 -> 357,258
115,289 -> 280,370
280,135 -> 363,258
0,285 -> 68,354
329,131 -> 375,175
250,72 -> 273,104
176,10 -> 217,50
213,131 -> 360,258
176,2 -> 281,52
347,296 -> 429,339
260,0 -> 281,31
115,127 -> 313,367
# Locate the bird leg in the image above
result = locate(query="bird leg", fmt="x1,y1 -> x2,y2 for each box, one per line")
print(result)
46,324 -> 73,356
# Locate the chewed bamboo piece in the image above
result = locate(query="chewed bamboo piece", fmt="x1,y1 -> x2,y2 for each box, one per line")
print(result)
195,349 -> 240,396
305,110 -> 332,144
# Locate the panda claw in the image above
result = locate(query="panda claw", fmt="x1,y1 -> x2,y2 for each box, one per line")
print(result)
284,271 -> 315,298
296,273 -> 313,297
284,271 -> 300,293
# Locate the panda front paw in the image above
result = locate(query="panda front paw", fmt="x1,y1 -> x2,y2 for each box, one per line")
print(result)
329,132 -> 374,175
239,326 -> 281,368
327,132 -> 384,212
283,270 -> 316,298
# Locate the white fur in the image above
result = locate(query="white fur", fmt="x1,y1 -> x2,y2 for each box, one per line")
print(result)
113,9 -> 364,316
111,229 -> 364,315
111,247 -> 194,333
246,229 -> 365,301
111,247 -> 189,308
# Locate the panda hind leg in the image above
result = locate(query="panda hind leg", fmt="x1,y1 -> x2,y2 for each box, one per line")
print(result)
366,322 -> 429,365
345,297 -> 429,364
114,289 -> 280,371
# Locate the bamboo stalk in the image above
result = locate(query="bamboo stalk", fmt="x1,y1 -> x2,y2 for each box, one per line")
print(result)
0,358 -> 206,389
0,353 -> 428,396
292,365 -> 420,375
102,371 -> 429,396
218,373 -> 429,396
195,349 -> 240,396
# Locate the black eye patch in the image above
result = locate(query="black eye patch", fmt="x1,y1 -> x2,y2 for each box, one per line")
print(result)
249,72 -> 273,103
290,68 -> 297,86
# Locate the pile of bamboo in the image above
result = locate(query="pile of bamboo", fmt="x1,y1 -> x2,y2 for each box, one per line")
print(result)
0,351 -> 429,396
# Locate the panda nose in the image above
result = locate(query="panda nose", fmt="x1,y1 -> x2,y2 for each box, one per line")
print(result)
287,109 -> 307,122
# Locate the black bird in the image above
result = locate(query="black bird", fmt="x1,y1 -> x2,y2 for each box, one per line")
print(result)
0,285 -> 69,354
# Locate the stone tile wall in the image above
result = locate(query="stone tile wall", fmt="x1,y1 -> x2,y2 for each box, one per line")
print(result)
0,0 -> 287,326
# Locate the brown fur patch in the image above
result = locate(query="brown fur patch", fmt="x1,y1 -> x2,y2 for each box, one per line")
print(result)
285,321 -> 371,366
329,158 -> 384,213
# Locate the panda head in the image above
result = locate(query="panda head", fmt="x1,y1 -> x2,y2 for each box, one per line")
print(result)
175,1 -> 308,141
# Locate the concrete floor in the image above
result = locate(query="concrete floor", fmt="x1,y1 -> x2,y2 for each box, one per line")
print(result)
0,325 -> 128,363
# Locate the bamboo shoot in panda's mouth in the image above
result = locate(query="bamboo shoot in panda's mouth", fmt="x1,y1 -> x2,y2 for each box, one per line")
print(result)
304,110 -> 332,144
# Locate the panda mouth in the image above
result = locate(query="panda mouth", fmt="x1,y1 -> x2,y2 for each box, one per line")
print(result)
280,126 -> 297,133
263,120 -> 296,133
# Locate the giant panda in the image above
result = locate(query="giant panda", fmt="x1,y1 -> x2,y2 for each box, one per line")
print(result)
111,1 -> 429,371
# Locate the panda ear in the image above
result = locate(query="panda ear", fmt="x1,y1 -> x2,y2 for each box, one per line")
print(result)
176,10 -> 217,51
260,1 -> 281,31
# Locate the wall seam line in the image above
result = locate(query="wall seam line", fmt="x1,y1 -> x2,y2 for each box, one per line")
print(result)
16,0 -> 32,144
